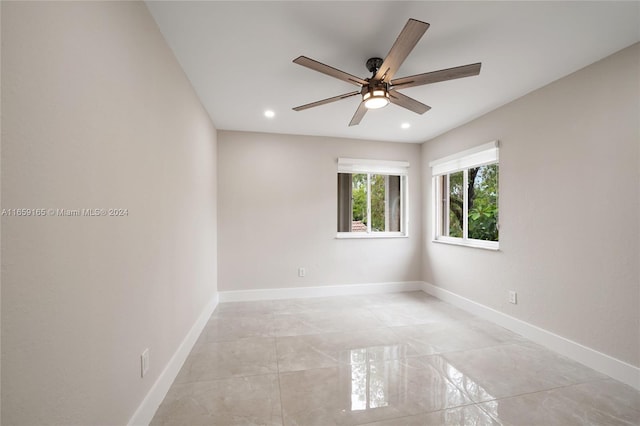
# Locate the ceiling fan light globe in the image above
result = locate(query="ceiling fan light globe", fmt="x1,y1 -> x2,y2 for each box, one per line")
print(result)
363,89 -> 390,109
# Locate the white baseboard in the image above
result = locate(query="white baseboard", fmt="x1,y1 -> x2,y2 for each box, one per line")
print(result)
219,281 -> 423,302
128,292 -> 219,426
421,282 -> 640,391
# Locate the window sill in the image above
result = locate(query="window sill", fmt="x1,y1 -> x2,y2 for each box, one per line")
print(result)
432,237 -> 499,251
336,232 -> 408,239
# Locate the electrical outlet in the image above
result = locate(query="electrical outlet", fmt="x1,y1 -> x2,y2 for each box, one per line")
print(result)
508,291 -> 518,304
298,267 -> 306,277
141,348 -> 149,378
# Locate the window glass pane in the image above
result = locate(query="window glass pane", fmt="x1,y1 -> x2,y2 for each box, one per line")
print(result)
370,174 -> 386,232
388,175 -> 401,232
337,169 -> 406,235
448,171 -> 464,237
337,173 -> 351,232
351,173 -> 368,232
468,164 -> 499,241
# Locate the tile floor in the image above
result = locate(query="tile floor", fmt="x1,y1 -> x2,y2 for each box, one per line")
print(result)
150,291 -> 640,425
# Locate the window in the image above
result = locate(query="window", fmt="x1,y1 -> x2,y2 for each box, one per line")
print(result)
430,141 -> 499,249
337,158 -> 409,238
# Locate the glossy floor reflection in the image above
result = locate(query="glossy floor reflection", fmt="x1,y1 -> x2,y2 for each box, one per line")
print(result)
150,292 -> 640,425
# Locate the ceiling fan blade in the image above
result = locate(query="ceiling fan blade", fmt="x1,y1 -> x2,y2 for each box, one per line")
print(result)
388,90 -> 431,114
293,91 -> 360,111
374,19 -> 430,82
293,56 -> 368,87
391,63 -> 482,90
349,102 -> 368,126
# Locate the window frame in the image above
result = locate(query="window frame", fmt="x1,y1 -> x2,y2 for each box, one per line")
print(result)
430,141 -> 499,250
336,158 -> 409,239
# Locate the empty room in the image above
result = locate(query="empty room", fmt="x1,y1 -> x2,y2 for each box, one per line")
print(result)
1,1 -> 639,425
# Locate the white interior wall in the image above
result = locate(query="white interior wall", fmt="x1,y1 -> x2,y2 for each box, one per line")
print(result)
217,131 -> 422,292
1,2 -> 217,424
421,43 -> 640,368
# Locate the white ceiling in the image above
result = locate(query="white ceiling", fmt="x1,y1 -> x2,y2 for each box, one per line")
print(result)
147,1 -> 639,143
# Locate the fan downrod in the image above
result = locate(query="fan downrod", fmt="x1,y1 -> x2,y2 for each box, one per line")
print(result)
366,57 -> 384,75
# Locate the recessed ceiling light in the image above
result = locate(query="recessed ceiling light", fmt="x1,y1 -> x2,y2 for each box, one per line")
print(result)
401,123 -> 411,129
264,110 -> 275,118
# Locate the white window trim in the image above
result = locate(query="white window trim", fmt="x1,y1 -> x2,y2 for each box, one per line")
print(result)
430,141 -> 499,250
433,235 -> 500,250
337,158 -> 409,239
336,232 -> 407,239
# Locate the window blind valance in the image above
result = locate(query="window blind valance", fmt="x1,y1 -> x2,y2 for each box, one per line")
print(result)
429,141 -> 499,176
338,158 -> 409,175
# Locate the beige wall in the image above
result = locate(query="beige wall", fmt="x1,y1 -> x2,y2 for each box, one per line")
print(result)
218,131 -> 422,291
1,2 -> 218,425
421,43 -> 640,367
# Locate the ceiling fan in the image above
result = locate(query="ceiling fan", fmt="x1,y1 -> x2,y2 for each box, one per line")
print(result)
292,19 -> 482,126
